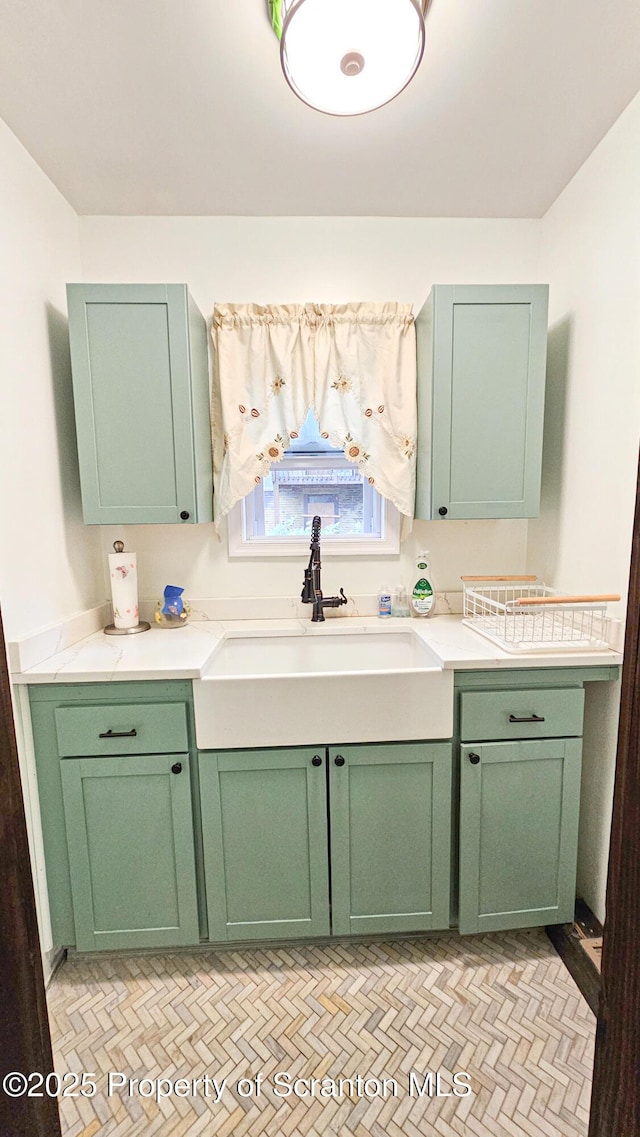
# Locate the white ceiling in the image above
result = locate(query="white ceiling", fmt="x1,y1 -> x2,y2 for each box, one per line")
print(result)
1,0 -> 639,217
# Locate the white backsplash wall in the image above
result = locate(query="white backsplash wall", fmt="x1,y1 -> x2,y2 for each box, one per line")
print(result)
99,518 -> 529,607
81,215 -> 541,601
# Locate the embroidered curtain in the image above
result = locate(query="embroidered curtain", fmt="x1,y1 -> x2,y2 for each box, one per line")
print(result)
211,302 -> 417,534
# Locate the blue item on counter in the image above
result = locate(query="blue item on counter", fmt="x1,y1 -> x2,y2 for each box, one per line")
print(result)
161,585 -> 185,616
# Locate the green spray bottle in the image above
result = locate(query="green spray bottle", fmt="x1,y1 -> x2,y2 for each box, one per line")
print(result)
410,552 -> 435,617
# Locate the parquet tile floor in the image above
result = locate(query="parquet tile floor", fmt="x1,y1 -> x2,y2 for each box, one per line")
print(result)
47,929 -> 594,1137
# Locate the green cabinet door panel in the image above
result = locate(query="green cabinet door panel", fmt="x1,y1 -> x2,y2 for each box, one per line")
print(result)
66,283 -> 212,524
458,738 -> 582,935
415,285 -> 549,520
330,742 -> 452,936
60,752 -> 200,951
199,749 -> 330,941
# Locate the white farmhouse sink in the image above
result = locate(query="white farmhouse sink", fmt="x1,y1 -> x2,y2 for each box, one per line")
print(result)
193,626 -> 453,749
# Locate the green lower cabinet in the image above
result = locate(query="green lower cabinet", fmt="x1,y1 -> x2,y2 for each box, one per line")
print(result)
60,753 -> 200,951
458,738 -> 582,934
199,743 -> 452,942
329,742 -> 452,936
199,748 -> 330,941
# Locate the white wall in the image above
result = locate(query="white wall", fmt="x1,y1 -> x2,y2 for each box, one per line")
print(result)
80,216 -> 542,600
0,119 -> 103,639
530,91 -> 640,921
0,117 -> 105,975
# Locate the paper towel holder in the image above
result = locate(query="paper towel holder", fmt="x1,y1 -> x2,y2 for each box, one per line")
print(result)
104,540 -> 151,635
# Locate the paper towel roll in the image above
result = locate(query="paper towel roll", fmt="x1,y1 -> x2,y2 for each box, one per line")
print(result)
108,548 -> 140,629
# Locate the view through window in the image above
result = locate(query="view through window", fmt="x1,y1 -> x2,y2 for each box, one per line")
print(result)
245,410 -> 384,539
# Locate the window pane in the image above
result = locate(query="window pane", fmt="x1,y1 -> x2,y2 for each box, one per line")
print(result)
263,464 -> 373,536
286,408 -> 343,454
249,462 -> 383,539
243,409 -> 385,541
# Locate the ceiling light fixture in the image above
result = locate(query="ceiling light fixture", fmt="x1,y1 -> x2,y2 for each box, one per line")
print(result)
269,0 -> 429,117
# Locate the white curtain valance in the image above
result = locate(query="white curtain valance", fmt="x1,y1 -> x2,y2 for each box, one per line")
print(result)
211,302 -> 417,534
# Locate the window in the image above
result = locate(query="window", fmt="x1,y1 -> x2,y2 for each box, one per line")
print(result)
228,411 -> 400,557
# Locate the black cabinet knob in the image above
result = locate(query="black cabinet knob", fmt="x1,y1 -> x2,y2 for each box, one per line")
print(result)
468,752 -> 480,765
180,510 -> 190,521
438,506 -> 448,516
171,762 -> 183,774
334,755 -> 345,767
311,755 -> 322,767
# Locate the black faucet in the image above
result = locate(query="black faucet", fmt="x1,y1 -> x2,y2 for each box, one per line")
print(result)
301,515 -> 348,622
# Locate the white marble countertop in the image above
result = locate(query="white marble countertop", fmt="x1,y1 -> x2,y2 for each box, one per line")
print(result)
11,614 -> 623,684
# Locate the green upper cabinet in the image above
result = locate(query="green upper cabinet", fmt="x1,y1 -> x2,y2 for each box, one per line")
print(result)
415,284 -> 549,520
66,283 -> 213,524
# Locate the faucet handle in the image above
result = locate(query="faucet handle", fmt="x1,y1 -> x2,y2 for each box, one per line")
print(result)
323,589 -> 348,610
301,567 -> 314,602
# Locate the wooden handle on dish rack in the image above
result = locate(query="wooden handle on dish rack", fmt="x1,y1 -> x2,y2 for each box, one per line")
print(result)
461,575 -> 538,582
514,594 -> 621,605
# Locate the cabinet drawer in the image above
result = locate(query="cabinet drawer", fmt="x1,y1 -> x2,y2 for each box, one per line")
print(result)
55,703 -> 188,756
460,687 -> 584,741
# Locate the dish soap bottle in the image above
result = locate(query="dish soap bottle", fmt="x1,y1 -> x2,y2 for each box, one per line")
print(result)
410,553 -> 435,617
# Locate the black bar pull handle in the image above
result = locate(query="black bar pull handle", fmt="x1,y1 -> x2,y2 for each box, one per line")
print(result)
98,728 -> 138,739
508,713 -> 545,724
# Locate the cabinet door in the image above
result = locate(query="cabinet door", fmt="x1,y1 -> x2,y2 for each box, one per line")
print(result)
330,742 -> 452,936
199,748 -> 330,941
66,283 -> 212,524
459,738 -> 582,934
60,753 -> 200,951
416,284 -> 548,520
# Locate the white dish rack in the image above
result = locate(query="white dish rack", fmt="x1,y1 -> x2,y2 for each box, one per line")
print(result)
461,576 -> 620,653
